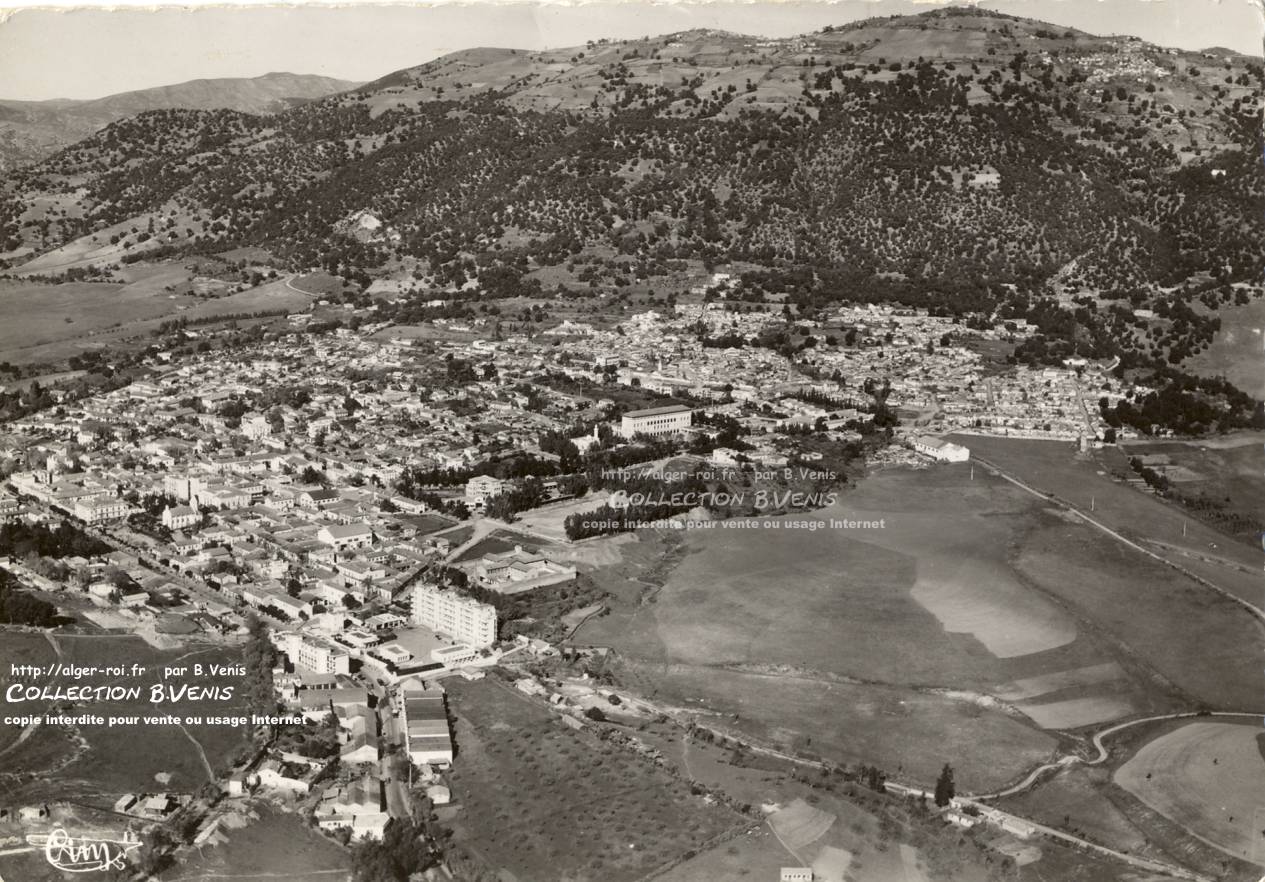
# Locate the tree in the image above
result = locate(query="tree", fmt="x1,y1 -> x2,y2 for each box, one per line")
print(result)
934,763 -> 956,807
242,614 -> 277,719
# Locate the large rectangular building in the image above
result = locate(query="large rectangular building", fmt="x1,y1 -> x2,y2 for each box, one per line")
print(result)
401,685 -> 453,767
911,436 -> 970,463
620,404 -> 692,439
411,584 -> 497,648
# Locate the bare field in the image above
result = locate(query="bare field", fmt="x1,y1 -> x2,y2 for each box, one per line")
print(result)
1116,721 -> 1265,865
581,465 -> 1207,717
1014,525 -> 1263,710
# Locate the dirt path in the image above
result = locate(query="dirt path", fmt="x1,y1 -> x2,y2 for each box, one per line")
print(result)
176,720 -> 217,783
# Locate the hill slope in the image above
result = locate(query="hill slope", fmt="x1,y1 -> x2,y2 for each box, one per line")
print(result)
0,72 -> 359,169
0,8 -> 1260,389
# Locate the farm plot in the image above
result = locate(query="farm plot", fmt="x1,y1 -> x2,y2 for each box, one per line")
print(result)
444,678 -> 741,882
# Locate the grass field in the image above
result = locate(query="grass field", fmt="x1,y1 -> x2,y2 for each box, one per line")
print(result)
1115,720 -> 1265,865
1119,438 -> 1265,542
444,677 -> 741,882
162,804 -> 350,882
0,630 -> 248,803
956,434 -> 1260,571
1184,297 -> 1265,399
0,278 -> 166,360
573,454 -> 1263,795
623,662 -> 1055,794
0,267 -> 312,365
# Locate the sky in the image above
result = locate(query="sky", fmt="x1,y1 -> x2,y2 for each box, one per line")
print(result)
0,0 -> 1260,101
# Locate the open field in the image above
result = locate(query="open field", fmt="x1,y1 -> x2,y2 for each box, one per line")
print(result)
955,434 -> 1261,572
574,456 -> 1263,795
1116,720 -> 1265,865
512,490 -> 612,542
0,266 -> 313,365
1184,296 -> 1265,399
0,630 -> 247,803
397,512 -> 455,535
0,278 -> 168,360
1119,438 -> 1265,542
623,662 -> 1055,793
444,677 -> 741,882
453,528 -> 549,563
161,804 -> 351,882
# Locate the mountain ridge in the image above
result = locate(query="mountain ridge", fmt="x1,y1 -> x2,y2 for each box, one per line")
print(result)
0,71 -> 360,170
0,6 -> 1260,400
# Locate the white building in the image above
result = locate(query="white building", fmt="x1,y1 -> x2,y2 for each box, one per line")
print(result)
911,436 -> 970,462
464,475 -> 506,510
241,413 -> 272,440
317,523 -> 374,552
73,497 -> 130,524
161,505 -> 199,531
282,633 -> 351,674
620,404 -> 692,438
411,584 -> 497,648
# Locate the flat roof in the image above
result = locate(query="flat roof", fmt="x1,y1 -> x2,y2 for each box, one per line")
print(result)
623,404 -> 692,419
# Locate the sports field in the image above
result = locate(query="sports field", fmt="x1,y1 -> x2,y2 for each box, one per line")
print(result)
1115,721 -> 1265,865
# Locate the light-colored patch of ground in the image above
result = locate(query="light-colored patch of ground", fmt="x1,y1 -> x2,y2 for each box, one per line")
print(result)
1115,721 -> 1265,865
898,843 -> 932,882
79,609 -> 184,649
811,844 -> 853,882
994,662 -> 1127,701
910,557 -> 1077,658
768,798 -> 836,852
551,531 -> 635,569
512,491 -> 611,543
560,602 -> 605,630
1016,696 -> 1136,729
986,837 -> 1043,866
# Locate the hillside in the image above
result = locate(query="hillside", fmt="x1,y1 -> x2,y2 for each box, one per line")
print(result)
0,72 -> 359,170
0,8 -> 1260,394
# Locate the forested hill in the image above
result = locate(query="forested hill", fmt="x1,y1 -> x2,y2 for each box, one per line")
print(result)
0,73 -> 359,172
1,8 -> 1261,376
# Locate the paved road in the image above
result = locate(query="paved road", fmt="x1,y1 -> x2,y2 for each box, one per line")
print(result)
972,455 -> 1265,625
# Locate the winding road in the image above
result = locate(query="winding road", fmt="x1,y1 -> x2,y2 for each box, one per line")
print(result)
972,710 -> 1263,800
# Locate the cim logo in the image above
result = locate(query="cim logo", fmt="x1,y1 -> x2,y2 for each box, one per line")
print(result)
26,828 -> 141,873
